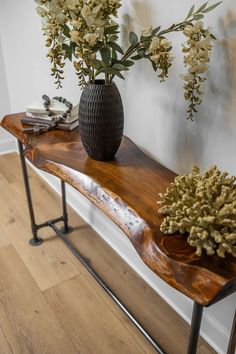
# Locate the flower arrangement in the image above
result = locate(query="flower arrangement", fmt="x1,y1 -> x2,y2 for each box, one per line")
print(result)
35,0 -> 221,120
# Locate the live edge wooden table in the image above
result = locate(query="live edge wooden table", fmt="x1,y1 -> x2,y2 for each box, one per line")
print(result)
1,113 -> 236,354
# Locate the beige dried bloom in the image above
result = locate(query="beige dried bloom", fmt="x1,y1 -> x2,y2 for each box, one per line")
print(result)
158,166 -> 236,258
148,37 -> 174,82
35,0 -> 220,99
181,21 -> 213,120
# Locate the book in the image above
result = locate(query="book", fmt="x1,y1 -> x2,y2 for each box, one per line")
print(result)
26,112 -> 78,124
26,98 -> 79,117
21,116 -> 79,131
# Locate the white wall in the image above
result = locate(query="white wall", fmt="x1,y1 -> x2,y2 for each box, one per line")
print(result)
0,34 -> 14,152
0,1 -> 236,353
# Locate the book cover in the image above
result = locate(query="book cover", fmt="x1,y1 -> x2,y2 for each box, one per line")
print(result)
26,98 -> 79,116
26,112 -> 78,124
21,117 -> 79,131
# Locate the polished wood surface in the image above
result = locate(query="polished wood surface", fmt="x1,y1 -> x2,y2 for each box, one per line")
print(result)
0,153 -> 215,354
1,113 -> 236,306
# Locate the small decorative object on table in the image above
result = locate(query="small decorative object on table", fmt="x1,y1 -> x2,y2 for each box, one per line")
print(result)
158,165 -> 236,258
35,1 -> 221,159
22,95 -> 79,135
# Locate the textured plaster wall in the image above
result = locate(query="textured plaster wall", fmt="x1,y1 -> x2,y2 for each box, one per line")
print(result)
0,0 -> 235,352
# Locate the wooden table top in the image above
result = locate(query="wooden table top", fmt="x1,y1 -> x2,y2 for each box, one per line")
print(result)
2,113 -> 236,306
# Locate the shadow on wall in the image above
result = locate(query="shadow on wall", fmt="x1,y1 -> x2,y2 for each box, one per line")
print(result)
174,10 -> 236,172
210,11 -> 236,132
120,3 -> 236,174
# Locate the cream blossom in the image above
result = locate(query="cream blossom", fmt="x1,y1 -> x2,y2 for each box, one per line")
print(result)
35,0 -> 220,116
84,33 -> 99,46
36,6 -> 47,17
181,21 -> 213,120
148,37 -> 173,82
141,27 -> 153,37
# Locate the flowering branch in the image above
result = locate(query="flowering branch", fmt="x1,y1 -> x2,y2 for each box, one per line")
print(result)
35,0 -> 221,119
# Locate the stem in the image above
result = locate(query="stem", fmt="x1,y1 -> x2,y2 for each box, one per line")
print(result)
110,18 -> 192,83
105,73 -> 110,84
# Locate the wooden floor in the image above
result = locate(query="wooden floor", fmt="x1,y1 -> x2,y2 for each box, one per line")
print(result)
0,152 -> 216,354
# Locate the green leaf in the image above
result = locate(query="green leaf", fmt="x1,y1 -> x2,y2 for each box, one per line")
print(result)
112,49 -> 118,60
137,48 -> 147,58
91,41 -> 103,52
89,59 -> 102,70
122,60 -> 134,67
196,2 -> 208,13
202,1 -> 222,13
112,63 -> 129,71
100,47 -> 111,66
129,31 -> 139,45
62,43 -> 72,61
131,54 -> 141,60
99,67 -> 125,79
104,25 -> 119,34
152,26 -> 161,36
107,42 -> 124,54
186,4 -> 195,19
193,14 -> 204,20
109,34 -> 119,42
63,24 -> 71,38
151,60 -> 157,72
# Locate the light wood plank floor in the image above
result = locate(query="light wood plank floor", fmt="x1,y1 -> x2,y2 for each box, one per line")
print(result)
0,152 -> 216,354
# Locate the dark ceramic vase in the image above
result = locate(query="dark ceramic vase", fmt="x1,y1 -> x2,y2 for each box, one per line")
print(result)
79,80 -> 124,161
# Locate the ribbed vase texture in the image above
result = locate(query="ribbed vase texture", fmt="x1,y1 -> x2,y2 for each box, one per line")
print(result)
79,81 -> 124,161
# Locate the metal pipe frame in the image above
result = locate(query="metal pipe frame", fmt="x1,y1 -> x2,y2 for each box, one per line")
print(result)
17,139 -> 236,354
187,302 -> 203,354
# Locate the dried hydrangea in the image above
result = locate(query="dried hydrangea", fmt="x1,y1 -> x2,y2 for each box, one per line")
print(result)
180,21 -> 213,120
158,166 -> 236,258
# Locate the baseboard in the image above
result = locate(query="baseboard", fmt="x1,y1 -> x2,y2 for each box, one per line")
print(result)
17,153 -> 233,354
0,137 -> 16,155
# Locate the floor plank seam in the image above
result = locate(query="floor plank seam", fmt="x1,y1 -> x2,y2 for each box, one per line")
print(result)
0,320 -> 14,354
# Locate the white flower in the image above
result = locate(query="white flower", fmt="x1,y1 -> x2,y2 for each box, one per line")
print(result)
149,37 -> 161,52
194,21 -> 204,33
142,27 -> 153,37
70,30 -> 80,43
81,5 -> 90,19
84,33 -> 99,46
183,25 -> 194,37
160,38 -> 171,50
181,23 -> 213,119
36,6 -> 47,17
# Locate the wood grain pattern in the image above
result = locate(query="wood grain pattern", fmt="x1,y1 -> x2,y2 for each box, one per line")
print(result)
0,323 -> 12,354
44,275 -> 150,354
0,245 -> 78,354
1,113 -> 236,306
0,172 -> 79,292
0,153 -> 216,353
63,225 -> 216,354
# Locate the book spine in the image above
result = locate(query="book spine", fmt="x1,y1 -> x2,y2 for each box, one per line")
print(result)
21,117 -> 78,131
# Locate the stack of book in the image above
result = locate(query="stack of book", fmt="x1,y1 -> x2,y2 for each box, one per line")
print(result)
21,98 -> 79,131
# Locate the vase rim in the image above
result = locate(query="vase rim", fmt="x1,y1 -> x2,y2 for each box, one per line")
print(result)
89,79 -> 115,86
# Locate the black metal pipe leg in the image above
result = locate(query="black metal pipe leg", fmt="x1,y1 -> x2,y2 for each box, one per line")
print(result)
60,180 -> 73,234
227,309 -> 236,354
187,302 -> 204,354
18,140 -> 43,246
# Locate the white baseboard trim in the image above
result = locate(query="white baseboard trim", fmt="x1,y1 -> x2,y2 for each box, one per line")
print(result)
0,137 -> 16,155
16,153 -> 234,354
